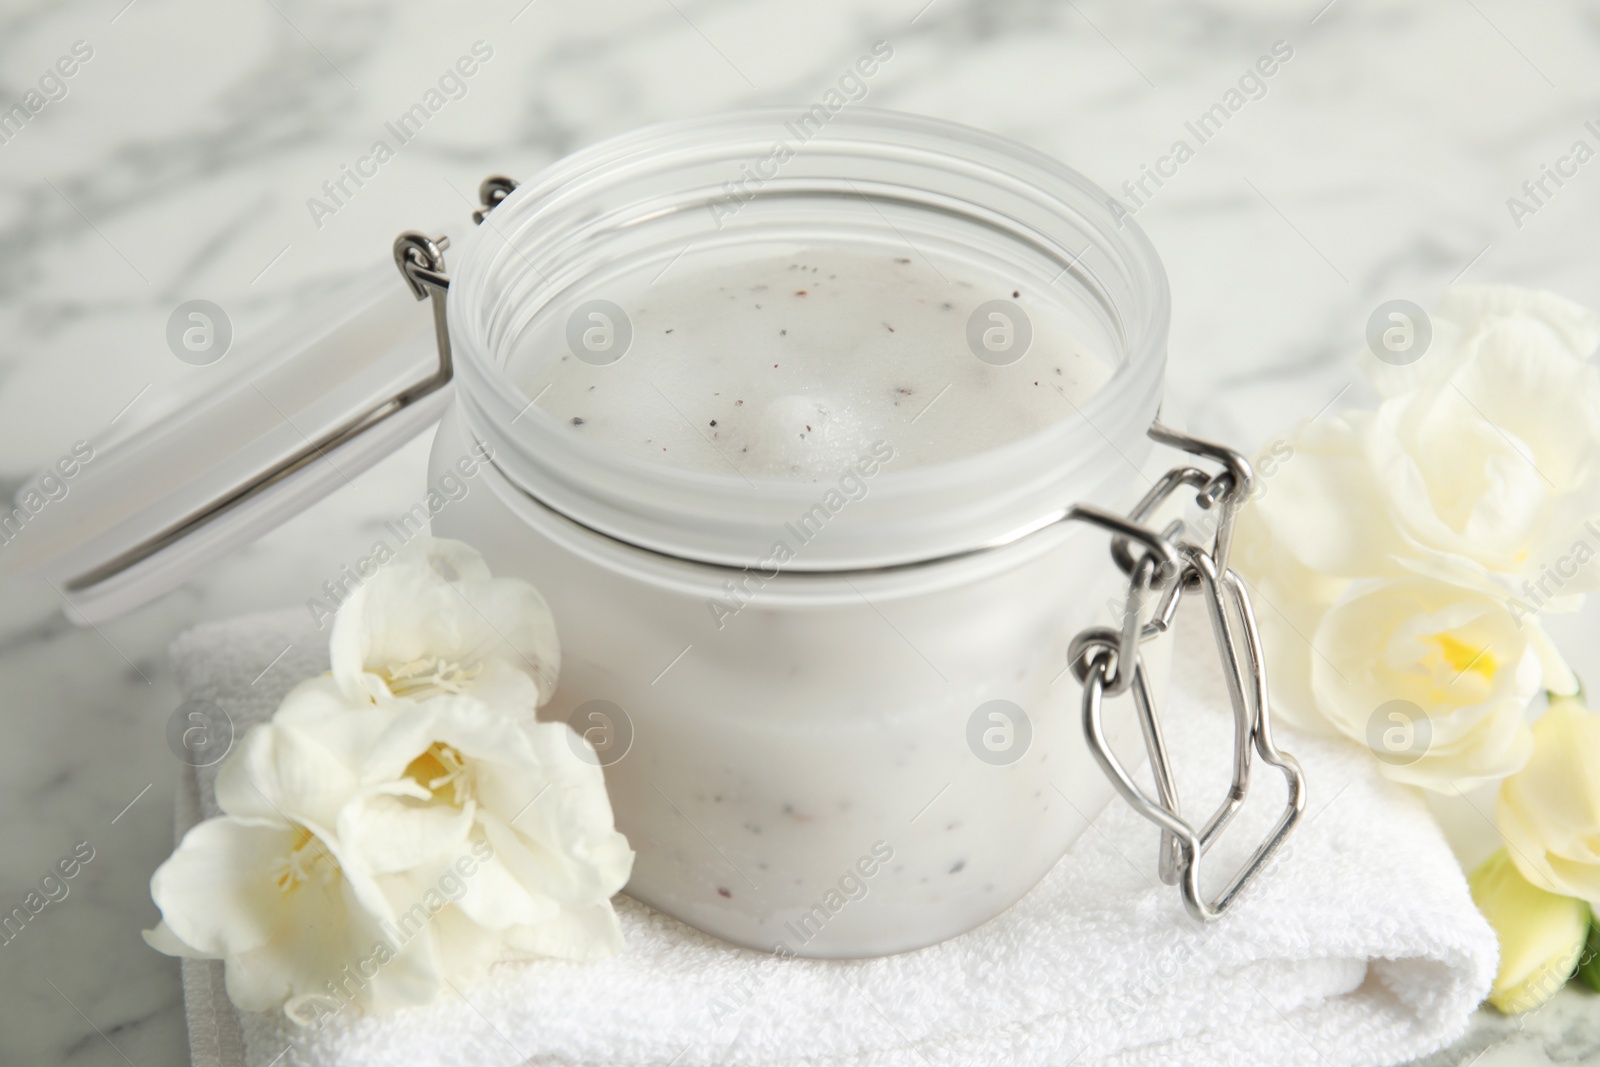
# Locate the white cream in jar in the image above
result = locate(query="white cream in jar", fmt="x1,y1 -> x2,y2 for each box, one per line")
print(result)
432,109 -> 1170,956
526,246 -> 1112,477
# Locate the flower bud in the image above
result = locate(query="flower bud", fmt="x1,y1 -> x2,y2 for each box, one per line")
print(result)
1468,849 -> 1589,1013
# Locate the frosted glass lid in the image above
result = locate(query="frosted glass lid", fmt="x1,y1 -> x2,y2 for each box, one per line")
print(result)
1,253 -> 454,624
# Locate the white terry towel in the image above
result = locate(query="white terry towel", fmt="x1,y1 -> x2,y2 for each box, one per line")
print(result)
167,607 -> 1495,1067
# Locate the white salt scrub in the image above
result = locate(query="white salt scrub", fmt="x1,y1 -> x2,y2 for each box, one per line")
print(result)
526,246 -> 1112,477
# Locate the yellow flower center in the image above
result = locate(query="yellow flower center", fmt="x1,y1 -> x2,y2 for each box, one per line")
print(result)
1429,632 -> 1497,685
404,742 -> 473,807
272,826 -> 339,894
381,657 -> 482,700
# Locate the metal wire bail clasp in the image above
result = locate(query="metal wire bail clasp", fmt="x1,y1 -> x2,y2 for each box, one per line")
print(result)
1068,421 -> 1307,923
392,175 -> 519,385
393,231 -> 452,390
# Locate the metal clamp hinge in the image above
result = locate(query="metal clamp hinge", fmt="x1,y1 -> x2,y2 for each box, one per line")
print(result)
1066,420 -> 1307,922
393,175 -> 520,382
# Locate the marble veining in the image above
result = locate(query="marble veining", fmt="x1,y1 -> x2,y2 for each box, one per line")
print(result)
2,0 -> 1599,1064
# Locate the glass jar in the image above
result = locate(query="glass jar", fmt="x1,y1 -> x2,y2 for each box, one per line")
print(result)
428,109 -> 1170,956
9,107 -> 1297,942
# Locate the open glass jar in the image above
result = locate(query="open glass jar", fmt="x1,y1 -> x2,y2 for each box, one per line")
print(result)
8,108 -> 1302,958
432,110 -> 1167,956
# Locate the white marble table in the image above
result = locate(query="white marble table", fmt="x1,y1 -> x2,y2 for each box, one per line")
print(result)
2,0 -> 1598,1063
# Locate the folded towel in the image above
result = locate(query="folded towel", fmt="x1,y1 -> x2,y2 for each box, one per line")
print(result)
167,606 -> 1495,1067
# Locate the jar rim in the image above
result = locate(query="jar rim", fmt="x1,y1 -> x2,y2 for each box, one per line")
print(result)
448,107 -> 1169,570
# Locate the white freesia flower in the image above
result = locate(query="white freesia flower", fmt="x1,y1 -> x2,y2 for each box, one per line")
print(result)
143,678 -> 436,1015
1253,288 -> 1600,593
147,643 -> 633,1020
1498,694 -> 1600,905
1234,286 -> 1600,792
330,537 -> 560,714
339,693 -> 635,972
1303,568 -> 1574,790
1368,287 -> 1600,592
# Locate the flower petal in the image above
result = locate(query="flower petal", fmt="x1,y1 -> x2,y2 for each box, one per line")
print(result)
149,818 -> 312,959
1499,698 -> 1600,904
1250,411 -> 1413,578
339,790 -> 475,875
142,919 -> 209,959
329,537 -> 559,710
503,901 -> 626,962
215,706 -> 363,832
452,834 -> 559,931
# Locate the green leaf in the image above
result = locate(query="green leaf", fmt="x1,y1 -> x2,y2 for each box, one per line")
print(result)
1578,914 -> 1600,994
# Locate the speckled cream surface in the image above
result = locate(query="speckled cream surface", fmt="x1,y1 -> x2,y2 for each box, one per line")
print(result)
526,247 -> 1110,476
